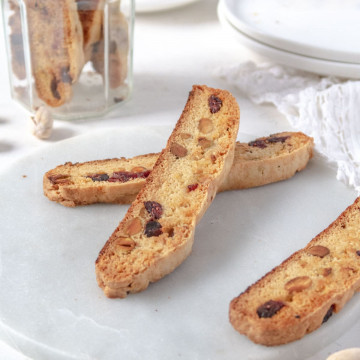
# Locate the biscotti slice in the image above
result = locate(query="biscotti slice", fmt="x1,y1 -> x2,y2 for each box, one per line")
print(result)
91,1 -> 129,89
25,0 -> 85,107
218,131 -> 313,191
229,196 -> 360,346
44,153 -> 158,207
95,85 -> 240,298
43,131 -> 313,207
76,0 -> 104,62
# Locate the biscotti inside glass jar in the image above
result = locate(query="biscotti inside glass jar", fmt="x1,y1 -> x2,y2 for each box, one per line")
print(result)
2,0 -> 134,120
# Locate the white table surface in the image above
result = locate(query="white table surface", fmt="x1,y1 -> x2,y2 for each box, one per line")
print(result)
0,1 -> 359,359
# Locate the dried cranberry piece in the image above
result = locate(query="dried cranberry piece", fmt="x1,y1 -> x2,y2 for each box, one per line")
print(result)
137,169 -> 151,178
322,304 -> 335,323
256,300 -> 285,318
88,173 -> 109,182
208,95 -> 222,113
249,135 -> 290,149
108,171 -> 132,182
187,183 -> 198,192
248,139 -> 267,149
144,201 -> 163,219
108,170 -> 151,182
144,221 -> 162,237
51,77 -> 61,100
267,135 -> 290,144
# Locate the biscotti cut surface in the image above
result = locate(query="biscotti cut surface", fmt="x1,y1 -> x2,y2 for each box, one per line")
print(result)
229,197 -> 360,346
25,0 -> 85,107
95,85 -> 240,298
44,153 -> 158,207
43,132 -> 313,207
218,131 -> 313,191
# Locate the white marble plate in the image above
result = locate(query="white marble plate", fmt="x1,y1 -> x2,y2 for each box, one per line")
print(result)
0,126 -> 358,359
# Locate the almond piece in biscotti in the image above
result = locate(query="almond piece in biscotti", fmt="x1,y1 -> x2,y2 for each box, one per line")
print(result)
198,137 -> 213,149
112,237 -> 135,252
285,276 -> 312,293
170,143 -> 188,158
124,217 -> 142,236
198,118 -> 213,134
307,245 -> 330,258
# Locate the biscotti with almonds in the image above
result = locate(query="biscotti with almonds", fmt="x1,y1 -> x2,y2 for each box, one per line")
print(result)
95,85 -> 240,298
25,0 -> 85,107
229,197 -> 360,346
43,132 -> 313,207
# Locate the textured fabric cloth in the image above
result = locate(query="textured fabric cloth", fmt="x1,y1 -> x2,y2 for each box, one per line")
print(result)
217,62 -> 360,193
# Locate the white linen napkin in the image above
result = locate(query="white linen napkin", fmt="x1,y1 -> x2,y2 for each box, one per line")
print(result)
216,62 -> 360,194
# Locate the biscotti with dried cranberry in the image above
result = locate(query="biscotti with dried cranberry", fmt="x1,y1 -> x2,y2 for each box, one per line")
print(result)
218,131 -> 313,191
44,153 -> 158,207
25,0 -> 85,107
95,85 -> 240,298
229,196 -> 360,346
43,131 -> 313,207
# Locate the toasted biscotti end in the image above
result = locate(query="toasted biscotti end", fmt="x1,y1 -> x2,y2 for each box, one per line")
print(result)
218,131 -> 314,191
24,0 -> 85,107
95,85 -> 240,298
43,153 -> 159,207
229,196 -> 360,346
76,0 -> 104,62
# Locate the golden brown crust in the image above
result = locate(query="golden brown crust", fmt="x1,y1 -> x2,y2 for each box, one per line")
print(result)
95,85 -> 240,298
229,197 -> 360,346
43,132 -> 313,207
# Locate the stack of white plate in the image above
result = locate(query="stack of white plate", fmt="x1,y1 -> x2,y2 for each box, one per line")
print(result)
218,0 -> 360,79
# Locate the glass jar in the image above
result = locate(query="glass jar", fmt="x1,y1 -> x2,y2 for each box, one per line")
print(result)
2,0 -> 134,120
